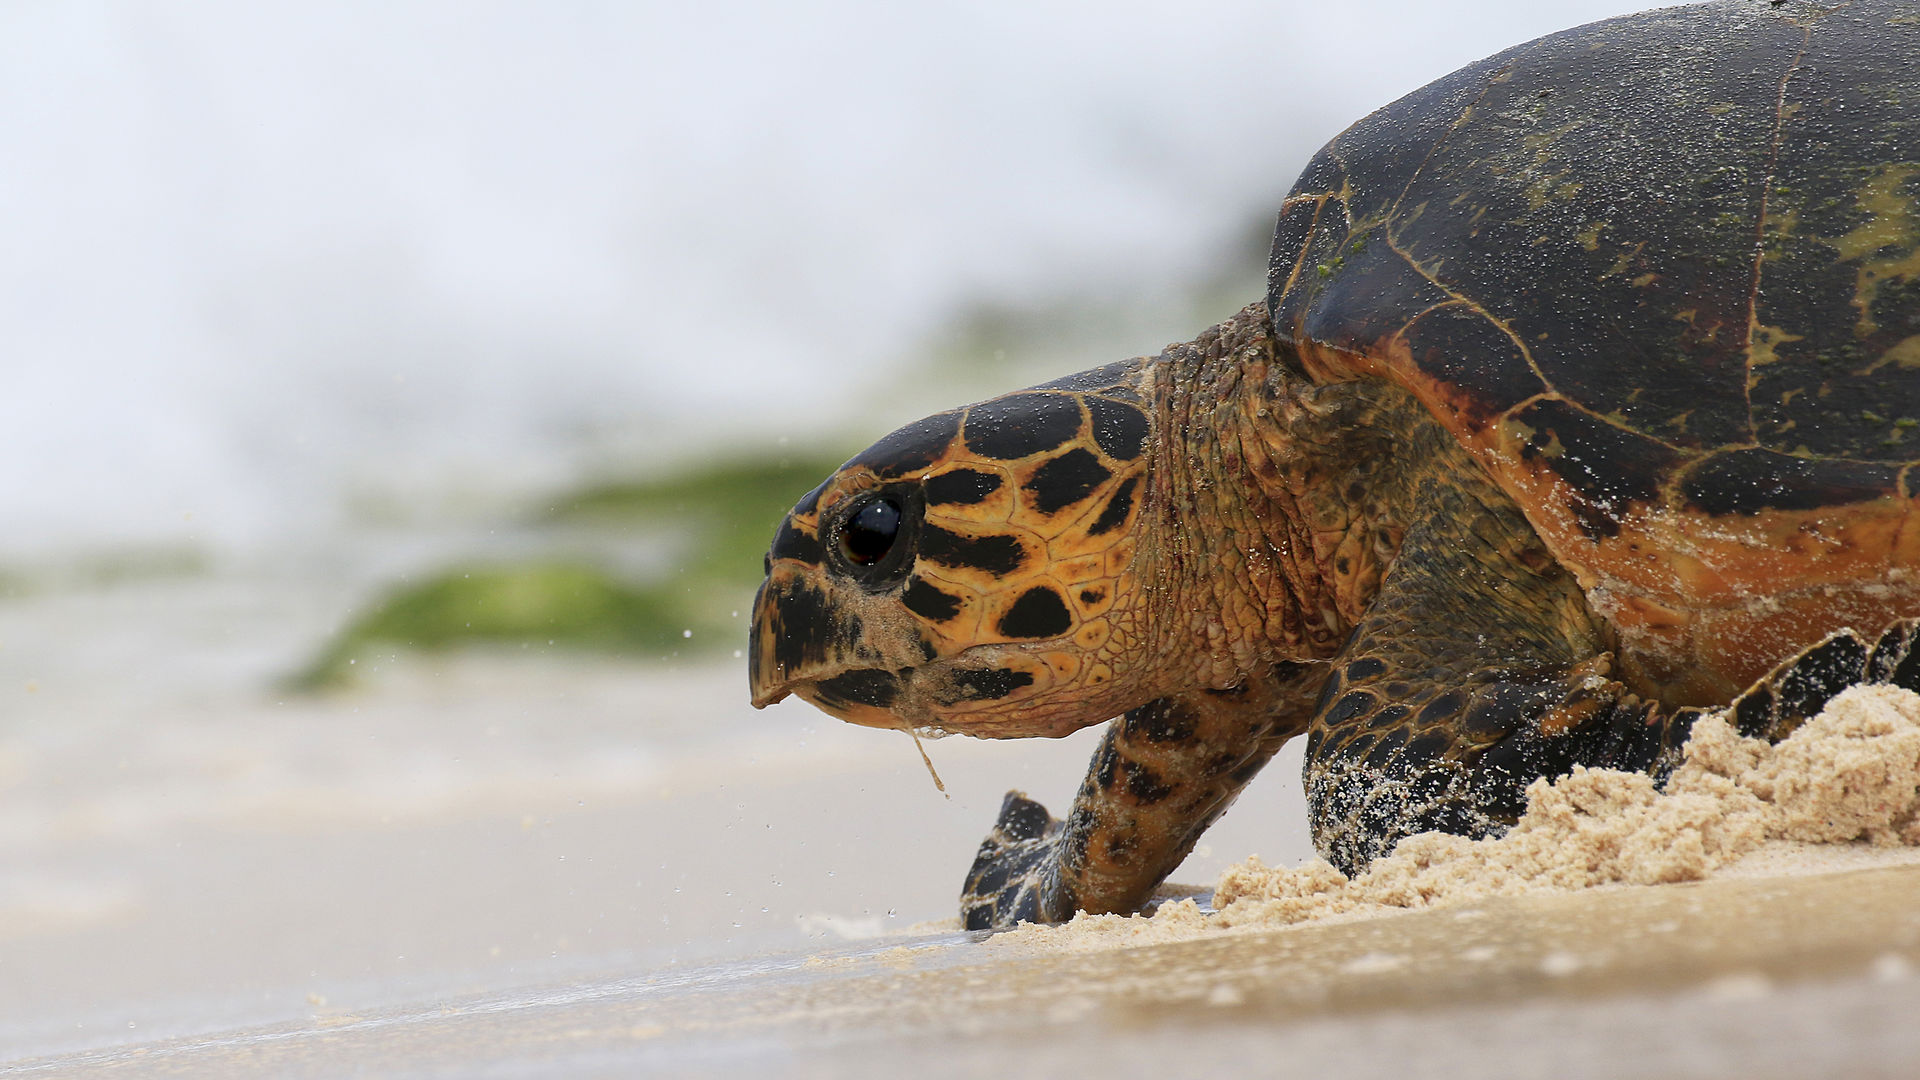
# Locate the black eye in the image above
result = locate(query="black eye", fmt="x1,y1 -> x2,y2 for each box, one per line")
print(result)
841,498 -> 902,565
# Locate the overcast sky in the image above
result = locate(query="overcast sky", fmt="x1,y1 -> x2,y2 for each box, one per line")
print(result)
0,0 -> 1658,555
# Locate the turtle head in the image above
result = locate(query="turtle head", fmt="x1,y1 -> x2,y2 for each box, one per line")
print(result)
748,362 -> 1156,738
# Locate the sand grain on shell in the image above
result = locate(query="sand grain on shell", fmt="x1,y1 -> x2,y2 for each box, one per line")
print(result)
997,684 -> 1920,951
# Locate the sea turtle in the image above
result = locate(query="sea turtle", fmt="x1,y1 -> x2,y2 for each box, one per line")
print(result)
748,0 -> 1920,930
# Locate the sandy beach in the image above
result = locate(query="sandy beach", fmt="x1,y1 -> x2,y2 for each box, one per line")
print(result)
0,574 -> 1317,1067
10,858 -> 1920,1077
6,577 -> 1920,1078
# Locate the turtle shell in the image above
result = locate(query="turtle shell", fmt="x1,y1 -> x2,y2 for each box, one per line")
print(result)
1268,0 -> 1920,701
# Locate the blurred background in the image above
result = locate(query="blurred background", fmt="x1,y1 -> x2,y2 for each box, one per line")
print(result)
0,0 -> 1653,1062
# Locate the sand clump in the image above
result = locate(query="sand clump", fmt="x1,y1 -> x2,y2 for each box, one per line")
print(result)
998,683 -> 1920,949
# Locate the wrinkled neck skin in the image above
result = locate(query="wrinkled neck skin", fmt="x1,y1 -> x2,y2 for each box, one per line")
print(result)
1130,304 -> 1417,697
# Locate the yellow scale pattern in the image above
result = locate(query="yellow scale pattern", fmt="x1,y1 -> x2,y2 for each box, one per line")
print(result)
909,391 -> 1145,706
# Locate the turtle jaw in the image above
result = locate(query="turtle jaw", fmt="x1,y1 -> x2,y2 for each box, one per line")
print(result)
747,563 -> 930,718
791,677 -> 919,730
749,563 -> 1087,736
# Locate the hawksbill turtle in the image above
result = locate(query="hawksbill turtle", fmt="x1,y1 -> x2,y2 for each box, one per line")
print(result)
748,0 -> 1920,929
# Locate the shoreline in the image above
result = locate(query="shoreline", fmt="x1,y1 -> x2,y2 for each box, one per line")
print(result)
14,858 -> 1920,1078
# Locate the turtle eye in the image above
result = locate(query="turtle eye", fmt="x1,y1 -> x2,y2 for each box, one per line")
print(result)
841,498 -> 902,565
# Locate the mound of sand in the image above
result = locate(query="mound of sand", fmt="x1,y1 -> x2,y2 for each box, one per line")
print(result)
998,683 -> 1920,950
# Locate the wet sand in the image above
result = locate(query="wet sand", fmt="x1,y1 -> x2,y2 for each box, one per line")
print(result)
9,861 -> 1920,1078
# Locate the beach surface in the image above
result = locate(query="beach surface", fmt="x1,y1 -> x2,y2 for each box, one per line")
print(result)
5,578 -> 1920,1078
10,858 -> 1920,1078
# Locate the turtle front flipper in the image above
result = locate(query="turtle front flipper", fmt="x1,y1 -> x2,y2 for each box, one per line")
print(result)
1304,445 -> 1920,874
959,791 -> 1069,928
1313,615 -> 1920,874
1301,461 -> 1677,875
961,669 -> 1321,930
1304,652 -> 1675,876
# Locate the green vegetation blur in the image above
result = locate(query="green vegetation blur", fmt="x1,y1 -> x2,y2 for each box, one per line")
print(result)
292,218 -> 1269,690
291,451 -> 850,689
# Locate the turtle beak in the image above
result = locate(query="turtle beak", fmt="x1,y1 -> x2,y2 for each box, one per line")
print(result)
747,577 -> 794,708
749,563 -> 857,709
